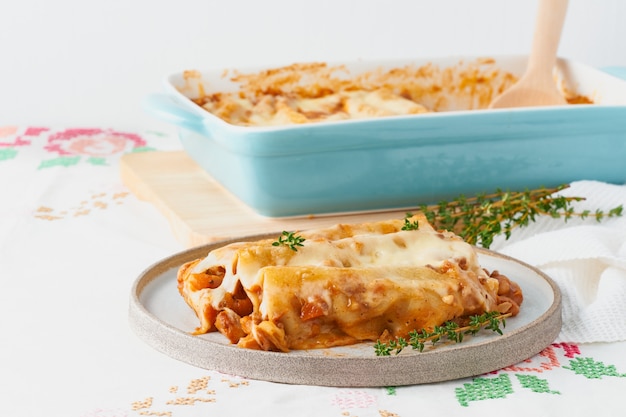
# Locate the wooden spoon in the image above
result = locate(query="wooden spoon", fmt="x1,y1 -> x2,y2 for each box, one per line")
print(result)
489,0 -> 569,109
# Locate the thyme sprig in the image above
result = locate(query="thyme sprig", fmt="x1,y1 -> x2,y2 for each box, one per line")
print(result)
272,231 -> 306,251
374,312 -> 510,356
413,185 -> 623,248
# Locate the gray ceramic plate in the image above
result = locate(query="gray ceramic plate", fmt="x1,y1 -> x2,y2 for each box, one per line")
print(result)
129,236 -> 562,387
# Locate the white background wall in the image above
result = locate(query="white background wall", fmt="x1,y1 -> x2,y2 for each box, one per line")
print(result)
1,0 -> 624,133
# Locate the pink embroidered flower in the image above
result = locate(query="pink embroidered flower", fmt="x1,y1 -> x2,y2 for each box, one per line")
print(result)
500,345 -> 561,373
331,390 -> 377,409
23,127 -> 50,136
44,128 -> 146,157
0,126 -> 48,147
0,126 -> 18,138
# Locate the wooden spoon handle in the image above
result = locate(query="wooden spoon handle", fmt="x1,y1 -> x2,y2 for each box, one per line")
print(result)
527,0 -> 569,78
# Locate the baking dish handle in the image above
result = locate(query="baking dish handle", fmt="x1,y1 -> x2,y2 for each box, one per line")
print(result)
601,66 -> 626,81
142,94 -> 206,134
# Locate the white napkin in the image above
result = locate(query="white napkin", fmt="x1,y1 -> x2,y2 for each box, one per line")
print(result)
490,181 -> 626,344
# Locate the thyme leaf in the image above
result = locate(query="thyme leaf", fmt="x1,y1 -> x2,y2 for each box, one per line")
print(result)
272,231 -> 305,251
401,217 -> 420,231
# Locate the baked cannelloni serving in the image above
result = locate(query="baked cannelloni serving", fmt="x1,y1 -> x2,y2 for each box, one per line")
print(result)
177,215 -> 523,352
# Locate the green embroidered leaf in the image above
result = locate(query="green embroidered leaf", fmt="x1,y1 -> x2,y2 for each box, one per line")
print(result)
563,357 -> 626,379
130,146 -> 156,153
38,156 -> 81,169
455,374 -> 513,407
86,157 -> 108,166
516,374 -> 560,394
0,147 -> 18,161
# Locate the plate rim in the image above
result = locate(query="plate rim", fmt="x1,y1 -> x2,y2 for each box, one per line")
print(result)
129,235 -> 562,387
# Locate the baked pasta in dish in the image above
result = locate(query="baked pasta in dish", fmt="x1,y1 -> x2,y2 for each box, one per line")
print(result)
182,58 -> 592,127
177,215 -> 523,352
183,58 -> 519,126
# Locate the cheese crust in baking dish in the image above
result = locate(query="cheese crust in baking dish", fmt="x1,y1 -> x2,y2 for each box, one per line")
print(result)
177,215 -> 523,351
185,58 -> 520,126
182,57 -> 595,127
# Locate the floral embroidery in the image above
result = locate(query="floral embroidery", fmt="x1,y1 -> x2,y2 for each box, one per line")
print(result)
0,126 -> 19,138
165,397 -> 215,406
1,126 -> 154,166
456,373 -> 561,407
500,343 -> 561,372
0,126 -> 49,161
131,398 -> 153,412
0,126 -> 48,148
0,147 -> 18,161
39,155 -> 81,169
0,135 -> 31,148
130,374 -> 249,416
455,373 -> 514,407
331,390 -> 378,409
45,128 -> 144,156
515,374 -> 560,394
563,357 -> 626,379
454,342 -> 626,406
186,376 -> 212,394
553,341 -> 581,358
219,377 -> 250,388
39,128 -> 154,168
0,127 -> 162,221
23,127 -> 50,137
379,410 -> 400,417
124,343 -> 626,414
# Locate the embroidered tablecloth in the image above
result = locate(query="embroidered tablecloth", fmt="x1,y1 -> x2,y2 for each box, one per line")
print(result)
1,126 -> 625,417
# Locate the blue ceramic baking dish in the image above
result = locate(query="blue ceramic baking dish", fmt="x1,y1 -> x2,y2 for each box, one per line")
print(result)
144,56 -> 626,217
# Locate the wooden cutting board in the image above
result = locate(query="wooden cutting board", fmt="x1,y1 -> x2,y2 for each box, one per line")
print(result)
119,151 -> 413,248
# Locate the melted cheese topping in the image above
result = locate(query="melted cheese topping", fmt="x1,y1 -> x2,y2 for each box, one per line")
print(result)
177,215 -> 523,351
